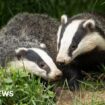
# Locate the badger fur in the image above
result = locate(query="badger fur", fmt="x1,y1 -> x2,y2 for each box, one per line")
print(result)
0,12 -> 62,81
9,47 -> 62,81
56,12 -> 105,90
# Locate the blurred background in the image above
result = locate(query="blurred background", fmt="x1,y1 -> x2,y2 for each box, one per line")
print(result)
0,0 -> 105,28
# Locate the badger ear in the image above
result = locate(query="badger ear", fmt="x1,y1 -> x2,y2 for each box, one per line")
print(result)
15,48 -> 28,60
83,19 -> 95,30
61,14 -> 68,24
40,43 -> 46,49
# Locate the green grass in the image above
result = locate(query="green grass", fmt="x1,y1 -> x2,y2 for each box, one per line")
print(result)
0,67 -> 55,105
0,68 -> 105,105
0,0 -> 105,27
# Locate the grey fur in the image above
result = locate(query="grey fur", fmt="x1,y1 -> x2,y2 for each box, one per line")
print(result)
71,12 -> 105,35
0,13 -> 59,66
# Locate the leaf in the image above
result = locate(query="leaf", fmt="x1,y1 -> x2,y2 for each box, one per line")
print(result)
4,78 -> 13,84
48,91 -> 55,97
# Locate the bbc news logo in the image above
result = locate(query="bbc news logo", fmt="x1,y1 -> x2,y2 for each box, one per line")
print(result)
0,90 -> 14,97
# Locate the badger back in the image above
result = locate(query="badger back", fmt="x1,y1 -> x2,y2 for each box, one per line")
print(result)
56,13 -> 105,64
0,13 -> 59,66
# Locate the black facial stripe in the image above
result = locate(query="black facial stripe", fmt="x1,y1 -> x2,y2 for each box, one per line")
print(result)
95,26 -> 105,39
69,22 -> 86,56
23,49 -> 50,73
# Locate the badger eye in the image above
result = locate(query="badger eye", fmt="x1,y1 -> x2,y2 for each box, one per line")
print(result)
39,62 -> 45,68
71,45 -> 76,49
71,45 -> 76,50
16,54 -> 21,60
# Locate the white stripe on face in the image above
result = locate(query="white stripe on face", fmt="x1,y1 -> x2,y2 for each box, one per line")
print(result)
30,48 -> 62,80
72,32 -> 105,60
57,25 -> 62,51
57,20 -> 84,63
9,59 -> 47,80
14,47 -> 62,80
29,48 -> 60,72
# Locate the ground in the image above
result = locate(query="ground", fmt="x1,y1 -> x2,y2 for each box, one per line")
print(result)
56,88 -> 105,105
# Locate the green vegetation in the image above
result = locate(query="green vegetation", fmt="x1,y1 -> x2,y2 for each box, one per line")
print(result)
0,67 -> 105,105
0,67 -> 55,105
0,0 -> 105,27
0,68 -> 105,104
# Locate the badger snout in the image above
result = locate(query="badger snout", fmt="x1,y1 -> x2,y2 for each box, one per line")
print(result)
55,70 -> 62,80
48,69 -> 62,81
56,55 -> 71,65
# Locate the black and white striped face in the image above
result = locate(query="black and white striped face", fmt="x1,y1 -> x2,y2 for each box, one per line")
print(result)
56,14 -> 105,64
10,47 -> 62,81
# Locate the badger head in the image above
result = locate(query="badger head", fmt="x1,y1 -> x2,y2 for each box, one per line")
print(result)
56,14 -> 105,64
10,46 -> 62,81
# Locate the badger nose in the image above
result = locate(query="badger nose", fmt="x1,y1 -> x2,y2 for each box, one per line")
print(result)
55,72 -> 62,80
56,57 -> 64,63
56,55 -> 71,65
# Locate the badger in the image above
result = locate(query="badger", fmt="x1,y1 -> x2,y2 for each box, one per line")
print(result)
56,12 -> 105,90
0,12 -> 62,81
9,47 -> 62,81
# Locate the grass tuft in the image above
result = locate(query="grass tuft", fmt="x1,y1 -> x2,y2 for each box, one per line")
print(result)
0,67 -> 55,105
